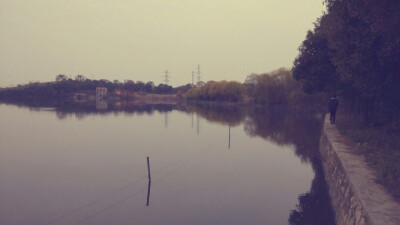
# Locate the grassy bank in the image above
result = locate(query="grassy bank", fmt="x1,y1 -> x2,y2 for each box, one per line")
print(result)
335,110 -> 400,201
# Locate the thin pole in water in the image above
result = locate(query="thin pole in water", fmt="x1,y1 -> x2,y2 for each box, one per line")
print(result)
147,157 -> 151,181
228,125 -> 231,149
146,179 -> 151,206
146,157 -> 151,206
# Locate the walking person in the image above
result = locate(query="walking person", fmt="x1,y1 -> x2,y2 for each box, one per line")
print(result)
328,95 -> 339,124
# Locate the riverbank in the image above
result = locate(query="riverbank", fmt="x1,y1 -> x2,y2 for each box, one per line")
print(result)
335,111 -> 400,200
320,115 -> 400,225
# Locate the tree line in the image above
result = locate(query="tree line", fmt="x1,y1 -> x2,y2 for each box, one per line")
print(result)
0,69 -> 325,108
185,80 -> 246,102
184,68 -> 326,107
0,74 -> 191,102
292,0 -> 400,128
55,74 -> 179,94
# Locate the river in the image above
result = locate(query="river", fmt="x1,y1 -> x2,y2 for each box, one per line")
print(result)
0,102 -> 335,225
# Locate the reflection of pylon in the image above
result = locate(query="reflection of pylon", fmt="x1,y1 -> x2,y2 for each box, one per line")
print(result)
197,114 -> 200,135
163,70 -> 170,84
228,125 -> 231,149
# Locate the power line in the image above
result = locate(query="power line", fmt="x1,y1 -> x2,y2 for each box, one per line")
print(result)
45,176 -> 147,225
74,187 -> 148,225
45,149 -> 207,225
73,151 -> 206,225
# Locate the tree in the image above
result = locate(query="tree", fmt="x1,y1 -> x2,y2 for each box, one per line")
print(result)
154,84 -> 174,94
292,29 -> 337,94
293,0 -> 400,126
75,74 -> 86,81
184,80 -> 246,102
244,73 -> 258,96
247,68 -> 301,105
145,82 -> 154,93
56,74 -> 68,82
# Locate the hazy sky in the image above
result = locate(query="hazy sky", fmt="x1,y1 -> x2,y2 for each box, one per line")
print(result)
0,0 -> 325,87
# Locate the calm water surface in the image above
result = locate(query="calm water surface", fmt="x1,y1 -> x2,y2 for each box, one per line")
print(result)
0,103 -> 335,225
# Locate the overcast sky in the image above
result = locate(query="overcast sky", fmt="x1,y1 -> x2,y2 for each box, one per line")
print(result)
0,0 -> 325,87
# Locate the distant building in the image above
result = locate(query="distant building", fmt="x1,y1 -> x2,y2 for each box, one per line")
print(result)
96,97 -> 108,110
73,93 -> 87,102
96,87 -> 108,98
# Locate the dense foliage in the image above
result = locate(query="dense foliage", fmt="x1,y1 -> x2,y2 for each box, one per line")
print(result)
183,68 -> 326,107
245,68 -> 326,107
293,0 -> 400,128
185,81 -> 246,102
293,0 -> 400,199
247,68 -> 299,105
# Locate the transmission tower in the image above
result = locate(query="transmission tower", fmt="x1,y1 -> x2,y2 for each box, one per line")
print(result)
192,71 -> 195,85
196,65 -> 201,83
163,70 -> 170,84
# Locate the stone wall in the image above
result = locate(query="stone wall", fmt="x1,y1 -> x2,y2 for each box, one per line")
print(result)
319,116 -> 400,225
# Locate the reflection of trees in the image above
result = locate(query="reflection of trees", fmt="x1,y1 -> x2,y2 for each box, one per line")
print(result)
75,112 -> 86,120
56,111 -> 68,120
5,101 -> 248,125
289,159 -> 335,225
51,102 -> 178,120
8,101 -> 335,223
1,100 -> 181,120
244,107 -> 335,224
244,107 -> 324,162
185,104 -> 246,126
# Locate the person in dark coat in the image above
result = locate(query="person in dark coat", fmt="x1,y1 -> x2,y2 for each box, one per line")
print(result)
328,95 -> 339,124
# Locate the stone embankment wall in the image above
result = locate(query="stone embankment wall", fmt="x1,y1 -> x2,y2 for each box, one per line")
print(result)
319,116 -> 400,225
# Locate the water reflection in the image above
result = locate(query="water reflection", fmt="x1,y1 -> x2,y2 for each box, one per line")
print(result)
0,101 -> 335,225
51,101 -> 177,120
244,108 -> 324,162
238,107 -> 335,224
289,159 -> 335,225
184,103 -> 246,127
228,125 -> 231,149
146,179 -> 151,207
146,157 -> 151,207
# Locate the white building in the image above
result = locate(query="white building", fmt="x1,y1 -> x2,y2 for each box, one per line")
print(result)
96,87 -> 107,98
